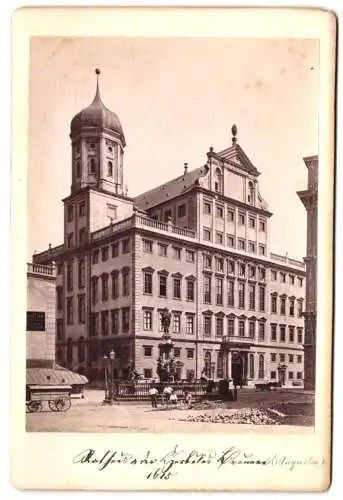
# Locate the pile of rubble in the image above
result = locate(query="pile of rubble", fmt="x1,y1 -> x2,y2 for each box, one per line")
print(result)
181,408 -> 283,425
189,400 -> 226,410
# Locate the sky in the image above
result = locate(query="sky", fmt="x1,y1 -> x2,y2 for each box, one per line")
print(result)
28,37 -> 319,261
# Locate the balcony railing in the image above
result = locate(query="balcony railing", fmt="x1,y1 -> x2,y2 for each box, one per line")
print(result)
91,213 -> 197,243
270,252 -> 305,269
27,262 -> 56,277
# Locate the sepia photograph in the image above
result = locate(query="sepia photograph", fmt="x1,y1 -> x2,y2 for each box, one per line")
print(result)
11,6 -> 335,491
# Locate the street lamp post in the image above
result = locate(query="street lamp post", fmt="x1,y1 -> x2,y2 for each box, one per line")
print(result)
109,349 -> 115,403
103,349 -> 116,404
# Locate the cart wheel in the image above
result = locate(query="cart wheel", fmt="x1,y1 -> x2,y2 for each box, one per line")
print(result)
49,398 -> 71,412
27,401 -> 42,413
48,400 -> 58,412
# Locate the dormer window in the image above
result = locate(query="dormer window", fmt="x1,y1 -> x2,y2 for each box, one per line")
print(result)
108,161 -> 113,177
90,158 -> 96,174
214,167 -> 223,194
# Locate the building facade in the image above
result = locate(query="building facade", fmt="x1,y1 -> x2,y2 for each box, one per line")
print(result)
26,262 -> 56,368
297,155 -> 318,391
33,71 -> 306,386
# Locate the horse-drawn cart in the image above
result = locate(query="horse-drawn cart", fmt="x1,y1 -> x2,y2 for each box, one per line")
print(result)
26,384 -> 72,413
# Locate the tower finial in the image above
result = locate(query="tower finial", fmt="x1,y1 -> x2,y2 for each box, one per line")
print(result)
231,124 -> 238,145
94,68 -> 101,102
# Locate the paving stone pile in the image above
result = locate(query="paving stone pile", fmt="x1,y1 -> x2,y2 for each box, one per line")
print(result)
181,408 -> 283,425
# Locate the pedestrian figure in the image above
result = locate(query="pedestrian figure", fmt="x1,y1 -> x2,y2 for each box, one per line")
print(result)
184,391 -> 192,408
149,386 -> 158,408
163,385 -> 173,405
170,393 -> 178,406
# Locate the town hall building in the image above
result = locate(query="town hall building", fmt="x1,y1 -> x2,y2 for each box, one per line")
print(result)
33,70 -> 306,386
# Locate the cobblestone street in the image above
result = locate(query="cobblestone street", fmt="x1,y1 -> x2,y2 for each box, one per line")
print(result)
26,389 -> 315,433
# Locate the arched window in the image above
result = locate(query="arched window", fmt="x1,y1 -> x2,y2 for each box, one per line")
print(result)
78,337 -> 85,363
67,338 -> 73,363
204,351 -> 212,378
258,354 -> 264,379
248,181 -> 255,204
214,167 -> 223,193
249,353 -> 255,379
217,351 -> 224,379
108,161 -> 113,177
76,161 -> 81,178
90,158 -> 96,174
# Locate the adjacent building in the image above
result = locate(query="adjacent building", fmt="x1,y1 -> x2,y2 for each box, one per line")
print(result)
297,155 -> 318,391
33,70 -> 306,387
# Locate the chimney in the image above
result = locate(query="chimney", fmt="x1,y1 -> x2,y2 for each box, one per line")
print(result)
184,162 -> 188,175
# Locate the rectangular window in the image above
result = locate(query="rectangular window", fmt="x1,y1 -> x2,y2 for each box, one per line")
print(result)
249,321 -> 255,339
228,280 -> 234,307
173,247 -> 181,260
186,250 -> 195,262
158,243 -> 167,257
164,209 -> 172,222
67,233 -> 73,248
56,319 -> 64,341
144,369 -> 153,379
238,282 -> 245,308
177,204 -> 186,218
122,239 -> 130,254
111,242 -> 119,257
101,274 -> 109,301
143,310 -> 152,330
67,262 -> 73,292
92,249 -> 99,264
289,326 -> 295,343
298,277 -> 303,287
248,217 -> 256,229
187,349 -> 194,359
101,246 -> 109,261
203,228 -> 212,241
216,257 -> 224,272
122,308 -> 130,332
280,297 -> 286,315
204,275 -> 211,304
289,371 -> 294,380
173,278 -> 181,299
248,241 -> 256,253
215,231 -> 223,245
79,202 -> 86,217
66,297 -> 73,325
204,316 -> 212,337
289,299 -> 295,316
228,260 -> 235,274
280,325 -> 286,342
203,202 -> 212,215
107,204 -> 117,221
297,300 -> 303,318
270,371 -> 276,380
111,271 -> 119,299
186,315 -> 194,334
271,295 -> 277,313
259,220 -> 266,232
101,311 -> 109,336
259,267 -> 266,281
78,259 -> 85,289
91,277 -> 98,305
249,265 -> 256,279
78,294 -> 85,324
280,353 -> 285,363
259,244 -> 266,256
174,348 -> 181,358
143,346 -> 153,357
297,371 -> 303,380
227,209 -> 235,222
258,322 -> 265,341
271,324 -> 277,341
111,309 -> 119,335
297,327 -> 303,344
159,275 -> 167,297
122,270 -> 130,296
143,239 -> 153,253
204,255 -> 212,269
249,284 -> 256,310
216,317 -> 224,336
228,318 -> 234,336
90,312 -> 99,337
186,280 -> 195,301
56,286 -> 63,311
227,235 -> 235,248
67,205 -> 73,222
280,272 -> 286,283
238,320 -> 245,337
79,228 -> 86,245
173,313 -> 181,333
297,355 -> 302,363
270,353 -> 276,362
144,273 -> 152,294
216,205 -> 224,218
238,239 -> 245,251
289,275 -> 295,285
271,270 -> 277,281
216,277 -> 223,305
259,286 -> 265,312
238,213 -> 245,225
289,354 -> 294,363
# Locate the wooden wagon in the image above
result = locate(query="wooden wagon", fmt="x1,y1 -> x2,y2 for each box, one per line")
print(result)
26,384 -> 72,413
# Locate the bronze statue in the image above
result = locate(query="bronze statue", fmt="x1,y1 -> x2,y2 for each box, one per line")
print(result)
161,308 -> 171,335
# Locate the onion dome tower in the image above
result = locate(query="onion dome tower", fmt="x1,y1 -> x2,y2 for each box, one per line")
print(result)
69,69 -> 126,195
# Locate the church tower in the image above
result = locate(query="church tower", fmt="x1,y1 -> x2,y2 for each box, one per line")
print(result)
69,68 -> 126,196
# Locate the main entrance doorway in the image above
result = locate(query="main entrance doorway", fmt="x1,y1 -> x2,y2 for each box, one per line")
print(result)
231,352 -> 248,386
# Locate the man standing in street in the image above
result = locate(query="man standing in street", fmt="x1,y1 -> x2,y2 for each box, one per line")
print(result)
149,386 -> 158,408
